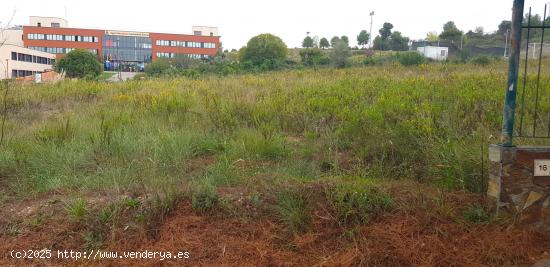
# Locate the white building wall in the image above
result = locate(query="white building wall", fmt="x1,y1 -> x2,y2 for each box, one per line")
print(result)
191,26 -> 218,36
29,16 -> 68,28
0,29 -> 24,46
417,46 -> 448,60
0,44 -> 56,79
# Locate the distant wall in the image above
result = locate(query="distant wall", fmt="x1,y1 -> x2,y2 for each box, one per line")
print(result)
0,29 -> 23,46
29,16 -> 68,28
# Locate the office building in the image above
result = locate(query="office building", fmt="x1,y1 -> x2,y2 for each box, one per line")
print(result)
21,16 -> 220,71
0,44 -> 56,79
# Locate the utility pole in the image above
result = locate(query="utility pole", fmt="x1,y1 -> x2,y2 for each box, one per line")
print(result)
500,0 -> 524,146
369,11 -> 375,48
504,28 -> 509,58
116,36 -> 121,81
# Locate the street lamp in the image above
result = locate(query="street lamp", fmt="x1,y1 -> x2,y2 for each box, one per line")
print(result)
369,11 -> 375,48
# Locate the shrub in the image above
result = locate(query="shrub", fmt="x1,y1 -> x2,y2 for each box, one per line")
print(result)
299,48 -> 329,67
330,40 -> 351,68
240,34 -> 287,69
363,56 -> 378,66
145,59 -> 171,76
54,49 -> 103,79
397,52 -> 425,66
471,55 -> 491,66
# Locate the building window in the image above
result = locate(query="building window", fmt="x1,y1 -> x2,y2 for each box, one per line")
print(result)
51,22 -> 60,28
28,33 -> 45,40
194,31 -> 201,36
11,52 -> 16,60
210,32 -> 213,36
156,40 -> 170,46
37,22 -> 41,27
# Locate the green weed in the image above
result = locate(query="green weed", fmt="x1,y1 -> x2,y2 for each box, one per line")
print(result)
191,182 -> 219,213
329,183 -> 393,226
275,190 -> 311,234
36,117 -> 74,144
463,205 -> 490,224
65,198 -> 87,222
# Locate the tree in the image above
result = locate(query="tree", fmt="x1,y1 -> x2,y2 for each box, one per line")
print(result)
357,30 -> 370,48
54,49 -> 102,79
426,31 -> 438,41
239,33 -> 287,69
319,37 -> 330,49
379,22 -> 394,39
299,48 -> 329,67
373,23 -> 410,51
474,26 -> 484,35
443,21 -> 459,32
523,13 -> 542,26
439,21 -> 463,42
497,20 -> 511,35
373,36 -> 388,50
389,31 -> 409,51
145,58 -> 171,76
373,22 -> 394,50
330,36 -> 340,47
302,36 -> 314,48
311,36 -> 320,48
340,35 -> 349,47
330,40 -> 350,68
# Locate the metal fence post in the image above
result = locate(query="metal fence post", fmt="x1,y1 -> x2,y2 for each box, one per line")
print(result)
500,0 -> 524,146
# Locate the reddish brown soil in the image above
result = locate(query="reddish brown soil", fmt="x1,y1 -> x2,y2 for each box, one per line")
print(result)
1,182 -> 549,266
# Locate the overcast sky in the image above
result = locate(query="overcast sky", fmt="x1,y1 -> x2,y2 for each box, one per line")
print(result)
1,0 -> 549,49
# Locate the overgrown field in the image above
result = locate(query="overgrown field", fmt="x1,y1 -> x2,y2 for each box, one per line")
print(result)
1,61 -> 549,266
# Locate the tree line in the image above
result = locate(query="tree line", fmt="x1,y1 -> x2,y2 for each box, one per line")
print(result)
302,23 -> 410,51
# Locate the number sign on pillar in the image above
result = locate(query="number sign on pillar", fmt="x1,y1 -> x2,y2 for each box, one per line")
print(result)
534,160 -> 550,177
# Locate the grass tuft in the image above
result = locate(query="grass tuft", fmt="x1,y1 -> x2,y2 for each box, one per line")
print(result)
65,198 -> 87,222
275,190 -> 311,234
329,183 -> 393,226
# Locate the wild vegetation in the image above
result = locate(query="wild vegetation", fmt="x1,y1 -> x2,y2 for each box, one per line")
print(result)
1,59 -> 549,265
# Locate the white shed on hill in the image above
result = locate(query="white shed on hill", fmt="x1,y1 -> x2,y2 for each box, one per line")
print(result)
417,46 -> 448,60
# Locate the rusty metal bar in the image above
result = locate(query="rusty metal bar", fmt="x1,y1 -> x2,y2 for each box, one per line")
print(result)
533,4 -> 547,137
521,25 -> 550,29
518,7 -> 532,136
500,0 -> 525,146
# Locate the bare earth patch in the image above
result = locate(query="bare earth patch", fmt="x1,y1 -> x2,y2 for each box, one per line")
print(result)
1,182 -> 549,266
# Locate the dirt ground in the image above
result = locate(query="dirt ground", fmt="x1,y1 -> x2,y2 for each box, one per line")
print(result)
1,183 -> 549,266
